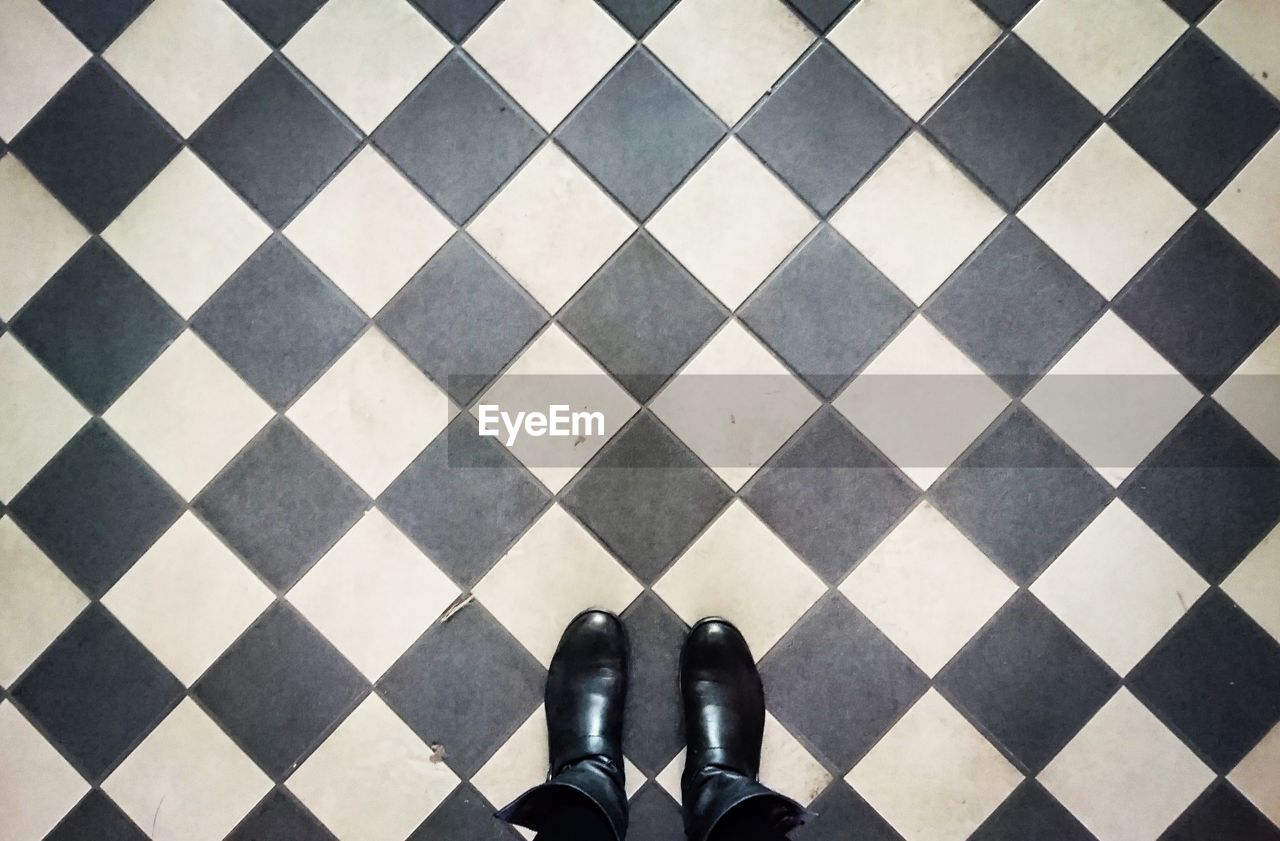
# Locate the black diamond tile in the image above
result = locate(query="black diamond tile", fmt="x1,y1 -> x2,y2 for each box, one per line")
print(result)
378,414 -> 551,588
10,240 -> 182,412
409,782 -> 520,841
627,783 -> 686,841
559,50 -> 723,220
740,44 -> 909,214
375,53 -> 542,224
562,412 -> 731,584
1160,781 -> 1280,841
192,57 -> 360,227
595,0 -> 676,37
937,593 -> 1118,773
620,593 -> 687,775
42,0 -> 151,50
224,0 -> 326,47
795,781 -> 904,841
1121,399 -> 1280,582
930,408 -> 1112,584
925,220 -> 1105,396
9,420 -> 183,597
925,36 -> 1099,210
972,0 -> 1037,27
378,234 -> 547,405
194,419 -> 368,590
1129,590 -> 1280,773
194,603 -> 368,781
559,233 -> 726,402
1163,0 -> 1217,22
740,226 -> 914,398
1113,215 -> 1280,393
761,596 -> 929,771
192,238 -> 365,409
742,408 -> 918,584
410,0 -> 502,41
970,780 -> 1096,841
378,601 -> 545,778
45,790 -> 148,841
227,788 -> 336,841
11,60 -> 180,232
785,0 -> 856,32
1112,31 -> 1280,205
11,604 -> 182,780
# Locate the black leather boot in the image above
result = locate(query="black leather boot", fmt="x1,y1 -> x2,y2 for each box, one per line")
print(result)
496,610 -> 629,841
681,619 -> 809,841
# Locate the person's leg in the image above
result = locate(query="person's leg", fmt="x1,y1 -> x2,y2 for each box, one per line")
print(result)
681,619 -> 810,841
495,611 -> 629,841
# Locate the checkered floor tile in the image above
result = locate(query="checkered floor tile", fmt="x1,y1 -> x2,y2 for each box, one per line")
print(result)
2,0 -> 1279,839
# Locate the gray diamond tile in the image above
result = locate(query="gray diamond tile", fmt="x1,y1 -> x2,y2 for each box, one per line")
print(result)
408,782 -> 520,840
740,44 -> 909,214
972,0 -> 1036,27
628,783 -> 685,841
378,601 -> 545,778
410,0 -> 501,41
41,0 -> 151,51
742,408 -> 918,584
192,238 -> 365,410
375,53 -> 543,224
969,781 -> 1096,841
785,0 -> 857,32
1160,782 -> 1280,841
224,0 -> 326,47
740,226 -> 914,398
377,234 -> 547,405
194,419 -> 369,590
559,50 -> 723,220
377,414 -> 551,588
930,407 -> 1112,584
596,0 -> 675,37
925,219 -> 1105,396
44,789 -> 148,841
226,788 -> 336,841
620,592 -> 687,775
559,232 -> 727,402
796,781 -> 904,841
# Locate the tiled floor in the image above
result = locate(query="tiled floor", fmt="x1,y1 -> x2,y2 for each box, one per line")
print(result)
1,0 -> 1279,839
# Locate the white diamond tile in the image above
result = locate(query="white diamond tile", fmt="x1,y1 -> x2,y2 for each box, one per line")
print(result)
1202,0 -> 1280,99
285,146 -> 454,317
654,500 -> 826,658
651,320 -> 819,491
287,328 -> 453,497
1222,523 -> 1280,645
1210,132 -> 1280,278
1039,689 -> 1214,841
847,689 -> 1022,841
0,334 -> 90,503
829,0 -> 999,120
647,138 -> 817,310
1019,126 -> 1193,300
0,155 -> 89,320
469,144 -> 632,313
103,699 -> 273,841
833,315 -> 1009,489
1024,311 -> 1200,487
105,330 -> 273,499
474,504 -> 642,666
283,0 -> 449,133
645,0 -> 814,124
1016,0 -> 1185,113
0,0 -> 88,141
475,323 -> 638,493
101,512 -> 272,685
104,0 -> 269,137
839,501 -> 1016,677
288,510 -> 461,681
0,700 -> 89,841
831,132 -> 1004,306
286,694 -> 460,841
1229,721 -> 1280,829
1215,326 -> 1280,460
1030,499 -> 1208,676
103,148 -> 271,317
464,0 -> 632,131
0,517 -> 86,689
